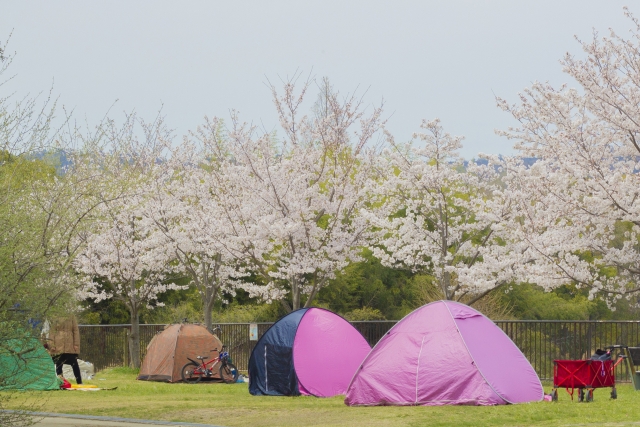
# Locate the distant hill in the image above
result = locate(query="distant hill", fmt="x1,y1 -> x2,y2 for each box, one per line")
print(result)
30,150 -> 541,175
29,150 -> 73,173
463,157 -> 538,169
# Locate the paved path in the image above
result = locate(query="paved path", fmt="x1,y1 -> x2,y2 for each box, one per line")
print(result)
4,411 -> 224,427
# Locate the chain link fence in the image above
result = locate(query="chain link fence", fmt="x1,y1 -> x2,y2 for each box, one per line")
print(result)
78,320 -> 640,381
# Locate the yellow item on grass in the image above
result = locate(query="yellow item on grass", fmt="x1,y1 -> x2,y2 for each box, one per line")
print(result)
70,384 -> 98,389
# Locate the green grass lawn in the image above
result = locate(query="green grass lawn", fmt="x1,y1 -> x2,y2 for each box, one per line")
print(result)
4,368 -> 640,426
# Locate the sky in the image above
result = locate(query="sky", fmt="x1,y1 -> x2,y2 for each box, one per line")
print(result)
0,0 -> 634,159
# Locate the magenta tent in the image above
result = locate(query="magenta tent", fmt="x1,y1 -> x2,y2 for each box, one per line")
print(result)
345,300 -> 543,406
248,307 -> 371,397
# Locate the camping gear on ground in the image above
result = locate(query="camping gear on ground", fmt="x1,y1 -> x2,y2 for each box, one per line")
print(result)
345,300 -> 544,406
181,344 -> 239,384
137,323 -> 223,382
623,346 -> 640,391
551,357 -> 619,402
598,345 -> 640,392
64,384 -> 118,391
248,307 -> 371,397
0,329 -> 60,391
591,349 -> 612,361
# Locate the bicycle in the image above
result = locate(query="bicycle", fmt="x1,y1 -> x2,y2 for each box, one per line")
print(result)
181,345 -> 239,384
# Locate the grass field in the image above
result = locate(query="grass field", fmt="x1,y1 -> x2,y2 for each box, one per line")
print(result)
4,368 -> 640,426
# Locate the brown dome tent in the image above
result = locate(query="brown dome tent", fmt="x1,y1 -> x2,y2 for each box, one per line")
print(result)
137,324 -> 223,382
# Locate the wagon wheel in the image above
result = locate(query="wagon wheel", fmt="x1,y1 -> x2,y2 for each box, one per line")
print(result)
551,389 -> 558,402
611,387 -> 617,399
586,389 -> 594,402
578,389 -> 585,402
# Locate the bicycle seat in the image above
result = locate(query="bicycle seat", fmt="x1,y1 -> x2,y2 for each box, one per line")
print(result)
197,356 -> 209,361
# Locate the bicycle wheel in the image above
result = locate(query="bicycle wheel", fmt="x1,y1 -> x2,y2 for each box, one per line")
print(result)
181,362 -> 203,383
219,362 -> 239,384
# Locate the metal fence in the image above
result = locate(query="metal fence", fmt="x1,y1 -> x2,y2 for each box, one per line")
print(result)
79,324 -> 166,370
496,320 -> 640,382
79,320 -> 640,382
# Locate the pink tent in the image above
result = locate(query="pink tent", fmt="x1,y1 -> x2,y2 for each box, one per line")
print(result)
345,300 -> 543,406
294,308 -> 371,397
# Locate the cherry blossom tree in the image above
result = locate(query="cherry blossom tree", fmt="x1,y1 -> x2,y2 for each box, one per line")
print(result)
196,78 -> 384,312
137,156 -> 242,331
497,7 -> 640,304
366,119 -> 519,304
76,193 -> 185,368
74,114 -> 182,368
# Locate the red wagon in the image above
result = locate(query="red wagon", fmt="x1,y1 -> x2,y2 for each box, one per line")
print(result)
552,359 -> 616,402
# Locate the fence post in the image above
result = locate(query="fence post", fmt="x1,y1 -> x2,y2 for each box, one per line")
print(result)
124,327 -> 130,368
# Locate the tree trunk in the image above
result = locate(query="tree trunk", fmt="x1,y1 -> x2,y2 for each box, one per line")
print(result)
291,276 -> 300,311
128,306 -> 140,369
442,270 -> 452,300
303,277 -> 326,308
201,259 -> 220,331
203,287 -> 215,332
438,201 -> 451,300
